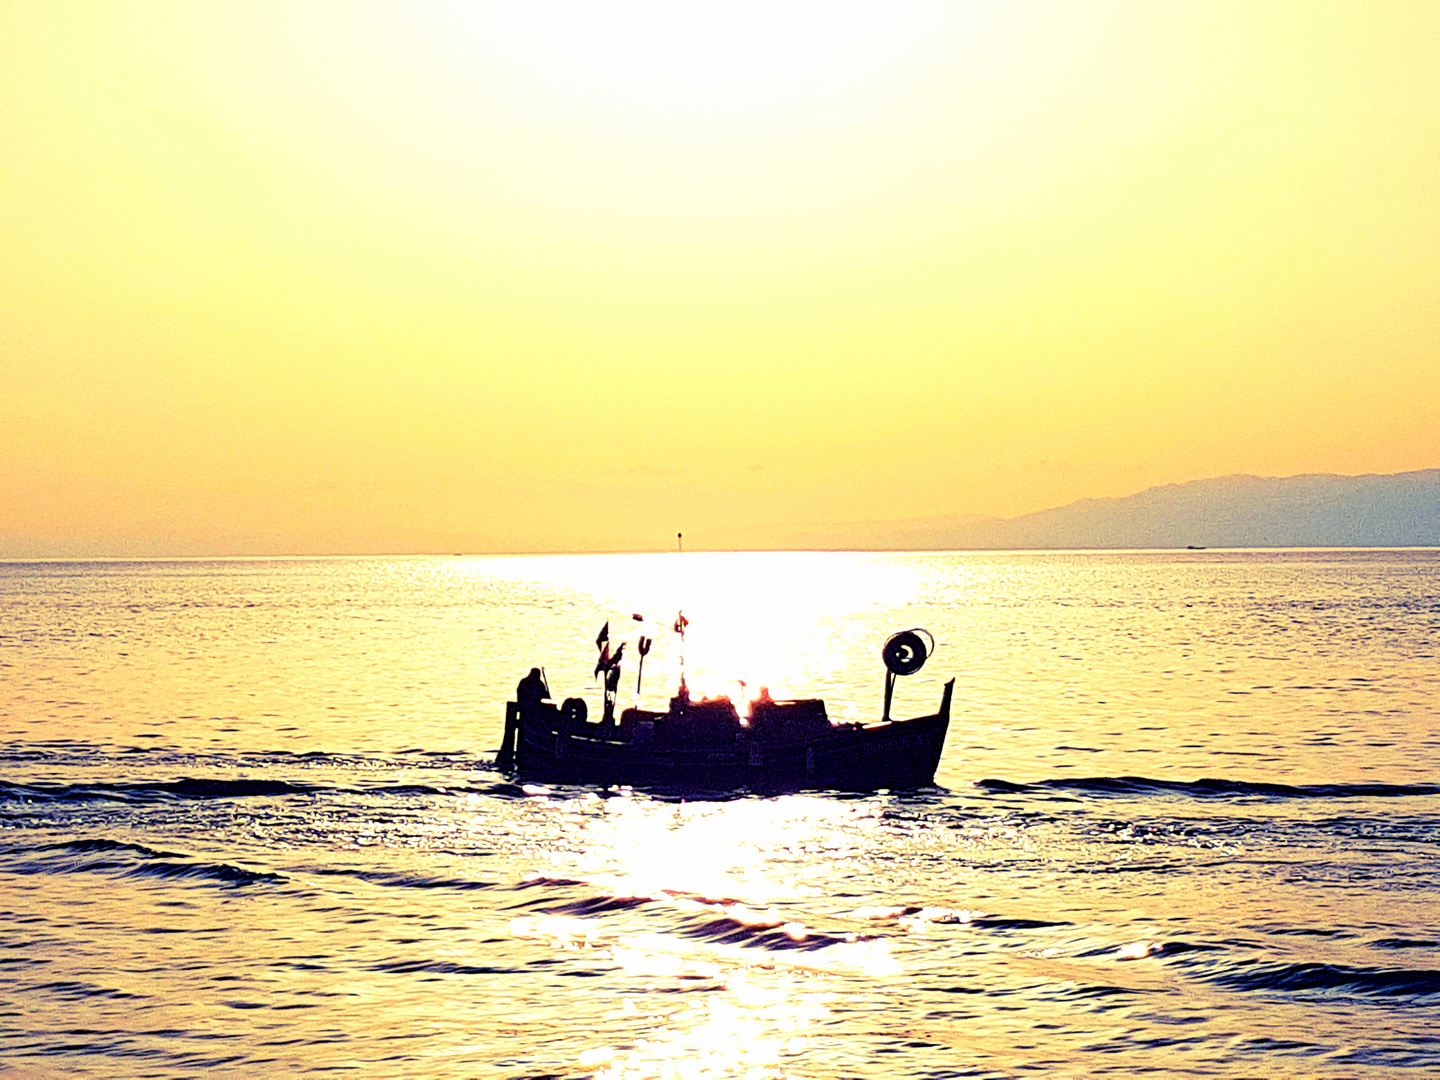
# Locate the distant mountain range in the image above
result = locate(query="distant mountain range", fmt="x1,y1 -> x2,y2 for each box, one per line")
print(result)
698,469 -> 1439,550
3,469 -> 1433,558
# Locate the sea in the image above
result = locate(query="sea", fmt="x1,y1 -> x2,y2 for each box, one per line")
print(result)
1,549 -> 1437,1079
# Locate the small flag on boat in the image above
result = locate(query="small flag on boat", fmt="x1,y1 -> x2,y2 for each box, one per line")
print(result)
594,621 -> 610,678
594,623 -> 628,679
597,640 -> 624,679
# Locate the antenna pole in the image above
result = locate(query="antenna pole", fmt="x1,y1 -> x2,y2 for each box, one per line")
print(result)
677,532 -> 683,553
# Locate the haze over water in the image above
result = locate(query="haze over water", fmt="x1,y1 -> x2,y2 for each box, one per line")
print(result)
3,550 -> 1438,1077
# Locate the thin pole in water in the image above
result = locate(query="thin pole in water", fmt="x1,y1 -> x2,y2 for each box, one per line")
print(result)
677,532 -> 683,553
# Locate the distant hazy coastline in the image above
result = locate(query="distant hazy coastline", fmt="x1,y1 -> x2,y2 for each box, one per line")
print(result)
696,469 -> 1440,551
3,469 -> 1435,557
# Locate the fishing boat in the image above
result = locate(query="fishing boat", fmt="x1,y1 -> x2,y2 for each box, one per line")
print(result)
497,621 -> 953,793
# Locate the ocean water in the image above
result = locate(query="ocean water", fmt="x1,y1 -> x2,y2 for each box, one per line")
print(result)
2,549 -> 1438,1078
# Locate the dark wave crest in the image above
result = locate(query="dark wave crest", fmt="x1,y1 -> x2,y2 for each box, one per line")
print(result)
0,777 -> 519,805
510,875 -> 749,909
30,979 -> 149,1002
0,835 -> 283,887
978,777 -> 1440,801
1,837 -> 184,859
510,881 -> 867,953
124,859 -> 285,885
509,893 -> 654,916
0,777 -> 322,804
1198,959 -> 1440,1000
370,958 -> 513,976
674,915 -> 853,952
301,866 -> 495,891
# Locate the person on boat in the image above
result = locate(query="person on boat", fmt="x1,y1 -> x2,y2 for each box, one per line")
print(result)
500,667 -> 551,771
517,667 -> 549,715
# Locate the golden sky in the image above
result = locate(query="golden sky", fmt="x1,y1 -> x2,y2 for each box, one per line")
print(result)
3,1 -> 1438,554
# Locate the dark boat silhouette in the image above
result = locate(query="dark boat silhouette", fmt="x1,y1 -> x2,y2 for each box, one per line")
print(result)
498,625 -> 952,793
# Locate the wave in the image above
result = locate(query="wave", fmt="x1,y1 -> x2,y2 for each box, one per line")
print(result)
29,979 -> 149,1002
978,777 -> 1440,801
0,745 -> 500,777
1,837 -> 184,859
300,867 -> 496,891
1197,959 -> 1440,1000
508,880 -> 866,952
369,958 -> 514,976
1,835 -> 283,887
675,915 -> 853,952
0,777 -> 519,805
509,875 -> 748,908
124,860 -> 285,885
508,893 -> 655,916
968,915 -> 1072,930
0,777 -> 323,804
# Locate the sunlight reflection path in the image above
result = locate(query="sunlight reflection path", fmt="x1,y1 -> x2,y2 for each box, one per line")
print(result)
559,793 -> 886,903
507,792 -> 908,1079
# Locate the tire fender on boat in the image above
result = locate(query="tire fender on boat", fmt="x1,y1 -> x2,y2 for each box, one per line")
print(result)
882,629 -> 932,676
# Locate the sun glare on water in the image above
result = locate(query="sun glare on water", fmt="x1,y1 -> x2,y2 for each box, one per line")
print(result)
469,551 -> 925,705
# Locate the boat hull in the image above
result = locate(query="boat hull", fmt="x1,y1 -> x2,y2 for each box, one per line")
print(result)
503,680 -> 953,794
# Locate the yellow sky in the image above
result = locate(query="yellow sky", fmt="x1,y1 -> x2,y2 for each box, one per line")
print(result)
3,1 -> 1437,554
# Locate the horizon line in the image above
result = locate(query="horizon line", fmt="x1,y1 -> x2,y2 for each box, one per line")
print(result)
3,544 -> 1437,564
